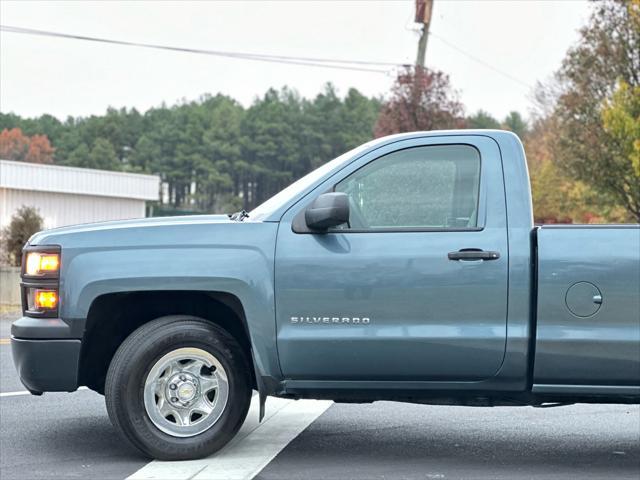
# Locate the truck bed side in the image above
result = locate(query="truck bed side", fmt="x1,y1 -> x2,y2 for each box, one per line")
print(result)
533,225 -> 640,395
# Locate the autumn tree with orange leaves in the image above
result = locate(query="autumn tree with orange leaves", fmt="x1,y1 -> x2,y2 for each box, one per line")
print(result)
0,127 -> 54,164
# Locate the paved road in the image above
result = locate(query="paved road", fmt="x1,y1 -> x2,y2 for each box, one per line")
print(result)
0,310 -> 148,479
1,310 -> 639,479
259,402 -> 640,480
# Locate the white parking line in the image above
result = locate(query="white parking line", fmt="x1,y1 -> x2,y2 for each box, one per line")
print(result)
0,390 -> 32,398
0,386 -> 89,398
128,396 -> 332,480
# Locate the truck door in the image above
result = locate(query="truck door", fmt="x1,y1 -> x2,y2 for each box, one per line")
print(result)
274,136 -> 509,382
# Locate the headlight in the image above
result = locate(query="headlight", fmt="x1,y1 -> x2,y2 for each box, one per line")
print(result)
24,251 -> 60,277
21,246 -> 61,317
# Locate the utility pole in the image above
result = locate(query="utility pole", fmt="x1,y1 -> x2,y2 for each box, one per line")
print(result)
415,0 -> 434,69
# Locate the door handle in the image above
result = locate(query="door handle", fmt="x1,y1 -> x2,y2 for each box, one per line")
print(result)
448,249 -> 500,261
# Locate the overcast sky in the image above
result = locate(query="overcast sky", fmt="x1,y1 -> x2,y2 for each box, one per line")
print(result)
1,0 -> 590,122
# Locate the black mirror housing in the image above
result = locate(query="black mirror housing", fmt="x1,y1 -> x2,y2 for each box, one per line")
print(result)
305,192 -> 350,231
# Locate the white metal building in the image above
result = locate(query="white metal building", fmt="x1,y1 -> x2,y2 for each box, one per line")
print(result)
0,159 -> 160,230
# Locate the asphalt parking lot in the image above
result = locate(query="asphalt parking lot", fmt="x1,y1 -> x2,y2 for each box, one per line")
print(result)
1,309 -> 639,480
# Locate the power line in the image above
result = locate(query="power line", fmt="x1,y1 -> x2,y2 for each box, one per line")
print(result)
428,30 -> 532,89
0,25 -> 396,74
1,24 -> 534,89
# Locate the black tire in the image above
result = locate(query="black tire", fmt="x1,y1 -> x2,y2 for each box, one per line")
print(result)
105,315 -> 252,460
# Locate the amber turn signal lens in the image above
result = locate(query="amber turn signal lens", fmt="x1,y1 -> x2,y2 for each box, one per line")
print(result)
34,290 -> 58,310
39,254 -> 60,272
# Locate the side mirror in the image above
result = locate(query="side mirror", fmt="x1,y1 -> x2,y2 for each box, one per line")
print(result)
305,192 -> 350,231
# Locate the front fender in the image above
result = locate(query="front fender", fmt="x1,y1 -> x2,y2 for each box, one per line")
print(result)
54,223 -> 281,383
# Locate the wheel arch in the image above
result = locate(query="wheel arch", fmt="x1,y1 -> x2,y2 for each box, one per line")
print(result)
78,290 -> 258,394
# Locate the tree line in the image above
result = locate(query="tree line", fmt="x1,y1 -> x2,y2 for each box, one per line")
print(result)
0,0 -> 637,222
0,86 -> 380,213
0,85 -> 529,215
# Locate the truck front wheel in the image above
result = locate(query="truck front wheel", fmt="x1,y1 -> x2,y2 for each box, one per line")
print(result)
105,315 -> 252,460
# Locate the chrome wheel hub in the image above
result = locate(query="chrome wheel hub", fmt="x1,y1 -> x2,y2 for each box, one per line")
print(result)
166,372 -> 199,406
143,347 -> 229,438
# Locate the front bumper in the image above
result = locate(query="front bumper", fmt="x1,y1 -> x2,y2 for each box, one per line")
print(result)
11,316 -> 81,394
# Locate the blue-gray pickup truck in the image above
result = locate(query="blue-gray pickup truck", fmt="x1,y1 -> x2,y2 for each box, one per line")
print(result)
11,130 -> 640,460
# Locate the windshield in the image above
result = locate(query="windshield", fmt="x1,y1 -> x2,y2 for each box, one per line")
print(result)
249,142 -> 374,221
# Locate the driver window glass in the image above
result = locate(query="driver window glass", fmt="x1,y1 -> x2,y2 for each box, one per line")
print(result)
334,145 -> 480,230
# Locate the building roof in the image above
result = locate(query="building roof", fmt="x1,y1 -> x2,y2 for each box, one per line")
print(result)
0,159 -> 159,201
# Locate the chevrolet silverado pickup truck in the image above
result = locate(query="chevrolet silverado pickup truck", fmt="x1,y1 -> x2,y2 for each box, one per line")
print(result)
11,130 -> 640,460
